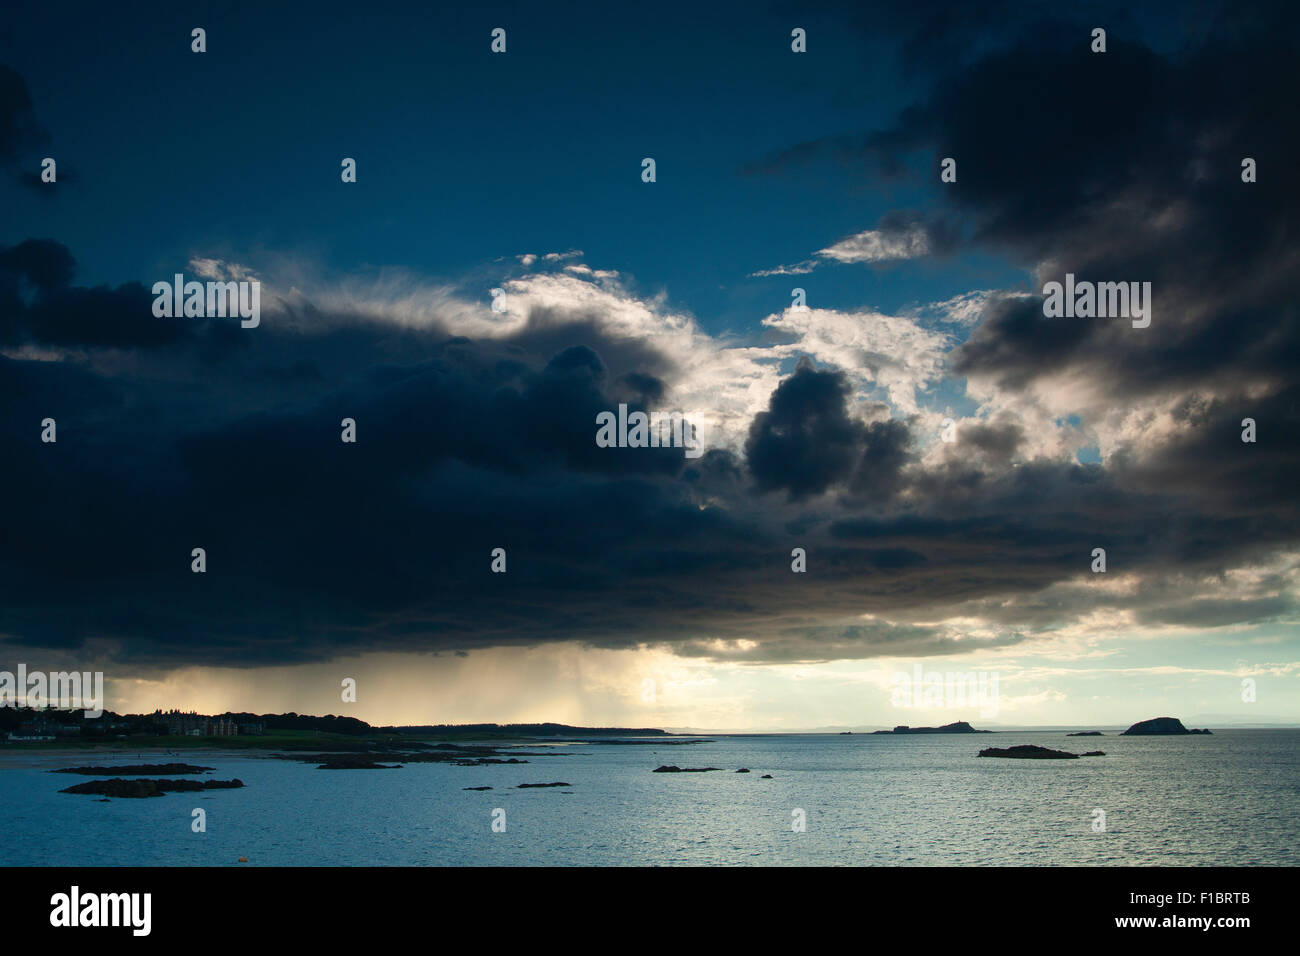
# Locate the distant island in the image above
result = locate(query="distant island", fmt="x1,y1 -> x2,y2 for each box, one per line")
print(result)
1121,717 -> 1212,736
873,721 -> 991,734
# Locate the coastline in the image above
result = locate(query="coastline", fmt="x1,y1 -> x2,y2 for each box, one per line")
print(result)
0,746 -> 283,770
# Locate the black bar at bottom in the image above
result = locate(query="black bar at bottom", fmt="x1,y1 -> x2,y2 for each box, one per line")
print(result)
0,865 -> 1285,941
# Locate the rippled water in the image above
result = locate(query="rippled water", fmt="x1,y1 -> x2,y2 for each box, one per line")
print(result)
2,730 -> 1296,865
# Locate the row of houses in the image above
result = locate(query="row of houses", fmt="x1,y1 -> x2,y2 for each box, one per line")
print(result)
6,717 -> 79,740
7,724 -> 56,741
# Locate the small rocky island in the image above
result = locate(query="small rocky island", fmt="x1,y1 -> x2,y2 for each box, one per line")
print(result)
873,721 -> 990,734
979,745 -> 1080,759
652,765 -> 723,773
61,778 -> 244,798
1066,732 -> 1104,737
54,763 -> 214,775
1121,717 -> 1211,735
315,756 -> 401,769
275,745 -> 534,770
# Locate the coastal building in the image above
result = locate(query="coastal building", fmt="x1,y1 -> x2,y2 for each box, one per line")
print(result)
152,709 -> 264,737
158,709 -> 206,735
205,717 -> 238,737
153,709 -> 248,736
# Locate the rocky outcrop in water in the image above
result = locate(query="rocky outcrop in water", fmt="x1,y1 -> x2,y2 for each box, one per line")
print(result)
978,745 -> 1078,759
1121,717 -> 1211,735
316,757 -> 400,769
1066,732 -> 1104,737
61,778 -> 244,797
652,765 -> 723,773
517,782 -> 572,788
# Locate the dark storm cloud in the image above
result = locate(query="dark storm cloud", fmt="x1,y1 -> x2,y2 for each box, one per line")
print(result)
0,64 -> 72,193
0,237 -> 1293,669
747,358 -> 869,499
0,240 -> 762,666
0,65 -> 47,163
0,239 -> 73,293
1136,596 -> 1293,629
745,358 -> 913,503
757,2 -> 1300,404
939,15 -> 1300,399
0,239 -> 192,349
958,419 -> 1023,461
1109,383 -> 1300,516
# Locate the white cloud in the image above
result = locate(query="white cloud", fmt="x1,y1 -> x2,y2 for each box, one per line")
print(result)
188,256 -> 259,282
749,260 -> 817,278
817,224 -> 930,264
762,306 -> 952,415
750,220 -> 932,277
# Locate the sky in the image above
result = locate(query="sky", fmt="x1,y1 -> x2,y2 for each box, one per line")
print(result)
1,0 -> 1297,730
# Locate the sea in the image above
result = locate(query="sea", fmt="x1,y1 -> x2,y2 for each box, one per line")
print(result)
2,730 -> 1297,866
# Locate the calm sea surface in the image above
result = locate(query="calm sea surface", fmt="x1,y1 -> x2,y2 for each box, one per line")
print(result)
2,730 -> 1297,866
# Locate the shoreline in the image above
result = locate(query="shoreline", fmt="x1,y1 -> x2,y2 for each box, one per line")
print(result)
0,747 -> 282,770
